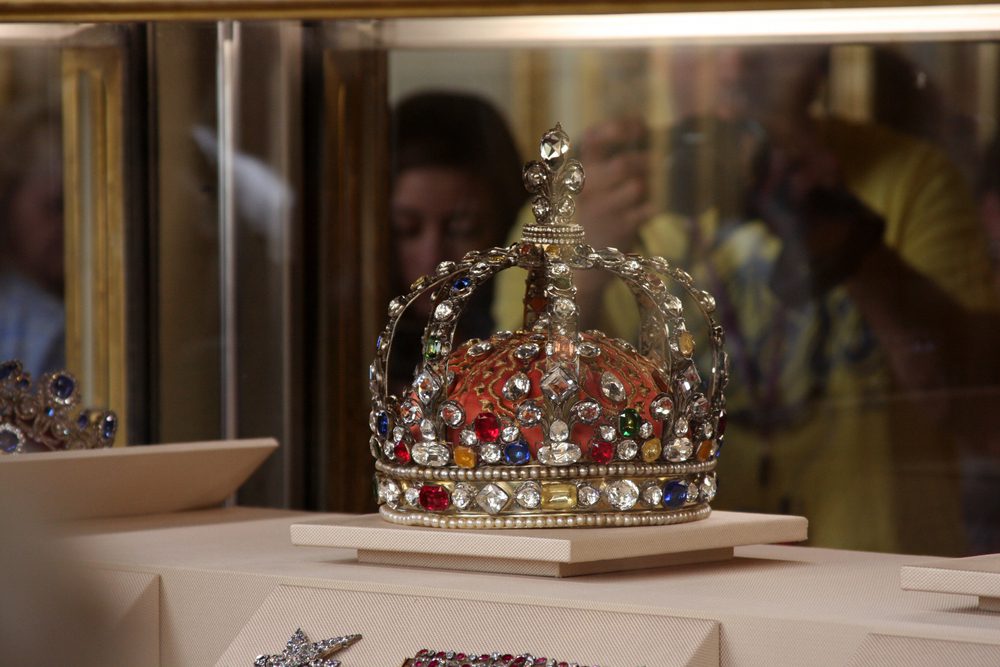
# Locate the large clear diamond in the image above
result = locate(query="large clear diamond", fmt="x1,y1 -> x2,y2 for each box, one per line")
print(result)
480,442 -> 502,463
578,484 -> 600,507
468,340 -> 492,356
516,401 -> 543,426
452,483 -> 475,510
434,300 -> 455,320
650,394 -> 674,420
515,481 -> 541,509
572,400 -> 601,424
411,442 -> 449,466
378,478 -> 400,505
642,484 -> 663,506
537,442 -> 582,466
415,371 -> 440,404
514,342 -> 540,361
606,480 -> 640,510
666,437 -> 693,462
549,419 -> 569,442
439,401 -> 465,428
700,473 -> 717,502
600,371 -> 626,402
540,127 -> 570,160
399,401 -> 424,425
616,439 -> 638,460
476,483 -> 510,514
419,419 -> 436,441
503,372 -> 531,401
541,366 -> 578,402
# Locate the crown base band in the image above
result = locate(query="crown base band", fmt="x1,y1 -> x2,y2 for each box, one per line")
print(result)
380,503 -> 711,529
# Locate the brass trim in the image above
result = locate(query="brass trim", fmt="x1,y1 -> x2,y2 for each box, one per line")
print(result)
317,45 -> 390,511
2,0 -> 998,22
62,42 -> 128,445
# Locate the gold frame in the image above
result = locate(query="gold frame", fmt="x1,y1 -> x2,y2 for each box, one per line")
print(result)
1,0 -> 996,21
62,38 -> 128,445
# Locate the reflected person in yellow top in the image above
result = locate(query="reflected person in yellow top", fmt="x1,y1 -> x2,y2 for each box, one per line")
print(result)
495,47 -> 998,555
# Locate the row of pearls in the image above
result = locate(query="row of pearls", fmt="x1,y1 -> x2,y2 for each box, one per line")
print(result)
376,459 -> 716,482
380,504 -> 711,529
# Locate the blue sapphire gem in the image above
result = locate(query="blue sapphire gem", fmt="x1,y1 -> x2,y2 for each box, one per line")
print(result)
0,429 -> 19,454
376,411 -> 389,437
77,411 -> 90,428
503,440 -> 531,465
451,276 -> 471,293
375,334 -> 383,351
715,437 -> 724,459
101,413 -> 117,440
51,374 -> 75,400
662,480 -> 688,509
45,407 -> 56,417
0,361 -> 18,380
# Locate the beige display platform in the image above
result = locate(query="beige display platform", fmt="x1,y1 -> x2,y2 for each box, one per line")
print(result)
216,583 -> 719,667
68,507 -> 1000,666
0,438 -> 277,520
901,554 -> 1000,612
290,510 -> 808,577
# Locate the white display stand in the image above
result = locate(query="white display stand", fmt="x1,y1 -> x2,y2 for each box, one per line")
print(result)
901,554 -> 1000,612
290,510 -> 808,577
0,438 -> 277,520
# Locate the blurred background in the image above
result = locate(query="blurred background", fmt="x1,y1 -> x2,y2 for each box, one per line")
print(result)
2,10 -> 999,556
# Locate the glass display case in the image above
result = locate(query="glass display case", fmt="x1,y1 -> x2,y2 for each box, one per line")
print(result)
3,1 -> 1000,556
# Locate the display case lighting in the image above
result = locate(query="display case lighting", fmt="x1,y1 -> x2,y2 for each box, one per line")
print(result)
380,4 -> 1000,48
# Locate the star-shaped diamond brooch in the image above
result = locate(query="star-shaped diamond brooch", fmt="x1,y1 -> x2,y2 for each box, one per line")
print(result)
254,629 -> 361,667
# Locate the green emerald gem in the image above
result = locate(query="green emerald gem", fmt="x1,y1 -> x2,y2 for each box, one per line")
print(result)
424,336 -> 442,360
619,408 -> 640,437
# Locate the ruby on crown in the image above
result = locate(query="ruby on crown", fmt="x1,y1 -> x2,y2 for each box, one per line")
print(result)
369,125 -> 727,529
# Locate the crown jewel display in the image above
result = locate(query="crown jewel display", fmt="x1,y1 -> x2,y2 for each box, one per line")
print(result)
0,359 -> 117,454
370,125 -> 727,529
402,649 -> 601,667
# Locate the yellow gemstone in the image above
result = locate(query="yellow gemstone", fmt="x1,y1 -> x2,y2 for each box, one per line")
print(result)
454,446 -> 477,468
678,331 -> 695,357
641,437 -> 662,462
540,483 -> 577,510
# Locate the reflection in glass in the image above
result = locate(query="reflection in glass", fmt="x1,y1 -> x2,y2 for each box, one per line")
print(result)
0,52 -> 64,378
390,41 -> 1000,555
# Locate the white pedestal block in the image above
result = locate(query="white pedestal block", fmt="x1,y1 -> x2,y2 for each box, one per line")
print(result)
291,510 -> 807,577
901,554 -> 1000,613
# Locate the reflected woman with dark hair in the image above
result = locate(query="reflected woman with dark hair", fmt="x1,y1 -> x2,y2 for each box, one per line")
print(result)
0,103 -> 65,376
388,91 -> 525,388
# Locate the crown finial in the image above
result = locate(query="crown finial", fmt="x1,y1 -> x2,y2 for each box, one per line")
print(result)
522,124 -> 586,246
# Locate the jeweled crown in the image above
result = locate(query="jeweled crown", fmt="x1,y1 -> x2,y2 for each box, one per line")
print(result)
370,125 -> 727,529
0,359 -> 117,455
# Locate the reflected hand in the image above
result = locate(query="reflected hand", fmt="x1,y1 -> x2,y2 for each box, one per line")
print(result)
750,126 -> 886,305
575,117 -> 654,250
572,118 -> 655,328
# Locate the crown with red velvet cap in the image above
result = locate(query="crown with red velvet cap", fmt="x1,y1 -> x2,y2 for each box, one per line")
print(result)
369,124 -> 727,529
